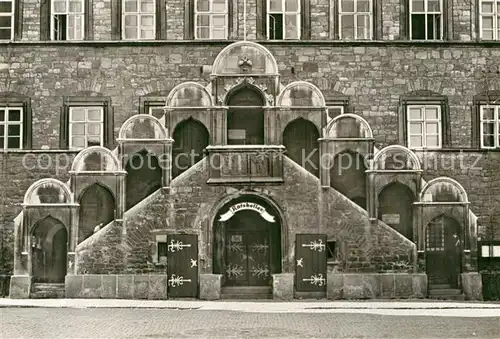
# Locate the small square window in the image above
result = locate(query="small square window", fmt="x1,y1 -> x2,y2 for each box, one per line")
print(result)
327,241 -> 336,260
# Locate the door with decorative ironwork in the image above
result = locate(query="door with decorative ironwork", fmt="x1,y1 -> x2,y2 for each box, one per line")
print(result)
295,234 -> 327,292
225,211 -> 271,286
426,216 -> 461,288
167,234 -> 198,298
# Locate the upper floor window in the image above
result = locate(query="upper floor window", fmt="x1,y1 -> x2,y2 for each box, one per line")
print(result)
480,105 -> 500,148
69,107 -> 104,150
480,0 -> 500,40
410,0 -> 443,40
60,96 -> 113,150
122,0 -> 155,40
194,0 -> 228,39
407,105 -> 442,149
339,0 -> 372,40
267,0 -> 301,39
0,0 -> 14,40
0,106 -> 23,149
399,90 -> 450,149
51,0 -> 84,40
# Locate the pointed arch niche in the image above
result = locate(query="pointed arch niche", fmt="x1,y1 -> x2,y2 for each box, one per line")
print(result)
14,179 -> 79,283
414,177 -> 473,272
367,145 -> 422,226
70,146 -> 126,221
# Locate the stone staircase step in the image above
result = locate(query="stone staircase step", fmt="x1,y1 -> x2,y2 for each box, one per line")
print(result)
31,283 -> 65,299
429,284 -> 452,290
429,294 -> 465,301
429,288 -> 462,296
221,286 -> 272,299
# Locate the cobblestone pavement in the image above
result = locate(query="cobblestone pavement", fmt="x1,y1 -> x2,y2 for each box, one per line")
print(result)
1,308 -> 499,338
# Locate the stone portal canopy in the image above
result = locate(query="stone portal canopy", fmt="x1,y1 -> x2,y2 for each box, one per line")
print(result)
277,81 -> 326,107
211,41 -> 279,76
325,113 -> 373,138
420,177 -> 469,203
118,114 -> 169,140
23,178 -> 73,205
71,146 -> 122,172
165,82 -> 213,107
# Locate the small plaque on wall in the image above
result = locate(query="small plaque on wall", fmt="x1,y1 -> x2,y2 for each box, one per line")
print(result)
228,129 -> 246,140
231,235 -> 242,242
382,214 -> 400,224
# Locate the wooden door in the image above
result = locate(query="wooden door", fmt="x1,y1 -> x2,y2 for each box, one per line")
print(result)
295,234 -> 327,292
426,216 -> 461,287
167,234 -> 198,298
283,119 -> 319,177
172,119 -> 209,178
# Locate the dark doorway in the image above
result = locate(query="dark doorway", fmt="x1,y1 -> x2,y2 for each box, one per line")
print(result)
213,197 -> 281,287
227,87 -> 265,145
283,118 -> 319,177
125,150 -> 162,210
330,151 -> 367,209
426,215 -> 462,288
172,118 -> 209,178
378,182 -> 414,240
31,216 -> 67,283
78,184 -> 115,243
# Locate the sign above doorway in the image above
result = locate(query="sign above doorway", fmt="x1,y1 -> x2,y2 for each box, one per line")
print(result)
219,202 -> 276,222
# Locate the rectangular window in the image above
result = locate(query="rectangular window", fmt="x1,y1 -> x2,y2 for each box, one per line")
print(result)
123,0 -> 155,40
339,0 -> 372,40
327,241 -> 336,260
0,106 -> 23,150
407,105 -> 442,149
410,0 -> 442,40
0,0 -> 14,40
51,0 -> 84,40
69,107 -> 104,150
194,0 -> 228,39
480,105 -> 500,149
267,0 -> 300,39
480,0 -> 500,40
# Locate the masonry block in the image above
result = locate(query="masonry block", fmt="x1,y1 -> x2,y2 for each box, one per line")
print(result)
199,274 -> 222,300
272,273 -> 294,301
327,273 -> 343,300
9,275 -> 31,299
462,273 -> 483,301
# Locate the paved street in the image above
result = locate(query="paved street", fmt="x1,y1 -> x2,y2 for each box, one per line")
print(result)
1,302 -> 499,338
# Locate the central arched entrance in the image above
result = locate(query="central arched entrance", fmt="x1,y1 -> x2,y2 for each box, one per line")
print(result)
31,216 -> 68,283
213,195 -> 282,291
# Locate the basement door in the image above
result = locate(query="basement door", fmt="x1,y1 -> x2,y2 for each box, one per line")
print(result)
224,211 -> 272,286
295,234 -> 327,292
167,234 -> 198,298
426,216 -> 461,288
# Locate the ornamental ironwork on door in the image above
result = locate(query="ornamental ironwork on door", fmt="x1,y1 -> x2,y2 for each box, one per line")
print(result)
167,234 -> 198,298
295,234 -> 327,292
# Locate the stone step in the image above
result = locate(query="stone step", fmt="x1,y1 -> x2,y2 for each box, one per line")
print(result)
429,294 -> 465,301
31,283 -> 65,299
221,293 -> 273,300
429,284 -> 452,290
429,288 -> 462,296
221,286 -> 272,299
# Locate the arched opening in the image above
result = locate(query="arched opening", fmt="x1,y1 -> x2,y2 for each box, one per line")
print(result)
283,118 -> 319,177
78,184 -> 115,242
31,217 -> 67,283
125,150 -> 162,210
330,151 -> 367,209
378,182 -> 415,240
226,86 -> 265,145
426,215 -> 462,288
172,118 -> 209,178
213,195 -> 282,292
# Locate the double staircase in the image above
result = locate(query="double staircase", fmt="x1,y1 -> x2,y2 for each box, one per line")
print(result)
428,284 -> 465,300
30,283 -> 65,299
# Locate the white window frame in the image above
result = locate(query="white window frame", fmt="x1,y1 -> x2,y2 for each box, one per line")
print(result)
407,105 -> 442,149
0,106 -> 23,150
50,0 -> 85,40
194,0 -> 228,40
267,0 -> 301,40
338,0 -> 373,40
480,105 -> 500,149
0,0 -> 14,40
122,0 -> 156,40
409,0 -> 443,40
479,0 -> 500,40
68,106 -> 104,150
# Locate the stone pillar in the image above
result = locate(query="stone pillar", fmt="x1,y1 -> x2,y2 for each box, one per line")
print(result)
272,273 -> 294,301
9,275 -> 31,299
199,274 -> 222,300
461,272 -> 483,301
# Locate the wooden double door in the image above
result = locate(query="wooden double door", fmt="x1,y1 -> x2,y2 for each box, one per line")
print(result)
224,211 -> 277,286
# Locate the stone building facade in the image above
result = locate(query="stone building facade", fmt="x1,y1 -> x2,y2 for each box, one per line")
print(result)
1,0 -> 499,300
